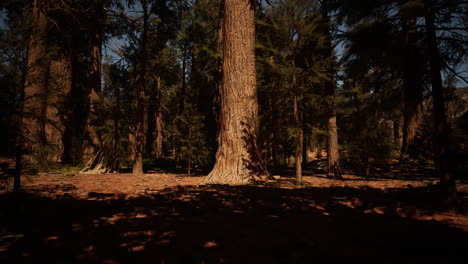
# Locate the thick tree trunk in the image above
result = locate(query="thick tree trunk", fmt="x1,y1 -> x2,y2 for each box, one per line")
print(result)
22,0 -> 49,165
80,1 -> 110,173
46,51 -> 72,162
425,3 -> 457,206
400,0 -> 424,159
61,48 -> 87,166
205,0 -> 268,184
61,58 -> 86,165
84,12 -> 104,160
132,0 -> 148,174
322,9 -> 342,179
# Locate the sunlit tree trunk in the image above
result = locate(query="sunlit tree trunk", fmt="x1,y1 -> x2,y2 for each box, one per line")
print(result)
22,0 -> 49,165
400,0 -> 424,159
425,2 -> 457,206
205,0 -> 268,183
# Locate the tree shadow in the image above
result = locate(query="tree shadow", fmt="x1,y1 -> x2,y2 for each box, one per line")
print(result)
1,184 -> 467,263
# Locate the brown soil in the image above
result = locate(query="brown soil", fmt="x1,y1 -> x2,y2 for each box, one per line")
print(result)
1,168 -> 467,263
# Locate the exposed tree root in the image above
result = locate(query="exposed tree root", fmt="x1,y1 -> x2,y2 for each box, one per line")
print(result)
80,149 -> 112,174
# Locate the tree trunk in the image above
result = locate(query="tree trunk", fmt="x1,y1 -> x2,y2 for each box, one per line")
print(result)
80,1 -> 107,173
132,0 -> 148,174
400,0 -> 424,159
327,114 -> 342,179
61,51 -> 86,165
22,0 -> 49,165
47,51 -> 72,162
110,75 -> 121,171
322,8 -> 342,179
292,58 -> 303,183
294,93 -> 303,184
14,69 -> 26,193
188,124 -> 192,175
154,76 -> 164,159
394,117 -> 403,150
425,2 -> 457,206
84,7 -> 104,160
205,0 -> 268,184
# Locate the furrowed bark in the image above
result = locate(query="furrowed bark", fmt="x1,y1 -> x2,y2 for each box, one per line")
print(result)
22,0 -> 49,165
47,51 -> 72,162
205,0 -> 268,184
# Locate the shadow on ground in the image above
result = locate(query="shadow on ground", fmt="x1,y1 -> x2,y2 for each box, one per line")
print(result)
1,184 -> 467,263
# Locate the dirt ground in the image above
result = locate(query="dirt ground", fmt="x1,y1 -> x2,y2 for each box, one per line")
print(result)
1,167 -> 467,263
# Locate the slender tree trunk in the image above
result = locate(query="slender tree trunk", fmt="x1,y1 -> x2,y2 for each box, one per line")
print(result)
146,92 -> 155,156
132,0 -> 148,174
394,117 -> 403,150
154,76 -> 164,159
294,93 -> 303,184
327,114 -> 342,178
111,79 -> 121,171
188,123 -> 192,175
22,0 -> 49,165
400,0 -> 424,159
205,0 -> 268,183
292,59 -> 303,183
425,2 -> 457,206
272,103 -> 279,173
14,69 -> 26,193
322,8 -> 342,179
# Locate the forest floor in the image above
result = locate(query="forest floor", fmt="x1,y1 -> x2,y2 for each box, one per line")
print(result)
0,158 -> 467,263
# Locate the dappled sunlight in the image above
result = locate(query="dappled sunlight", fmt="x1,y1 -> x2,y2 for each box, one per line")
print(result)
1,178 -> 467,263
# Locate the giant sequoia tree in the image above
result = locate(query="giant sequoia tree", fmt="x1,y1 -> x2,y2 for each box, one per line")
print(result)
205,0 -> 268,183
22,0 -> 49,166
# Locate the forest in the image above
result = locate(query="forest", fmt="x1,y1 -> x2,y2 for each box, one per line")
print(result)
0,0 -> 467,262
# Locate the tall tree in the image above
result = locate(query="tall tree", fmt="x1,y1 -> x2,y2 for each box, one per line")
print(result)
46,48 -> 72,162
400,0 -> 425,159
424,0 -> 457,206
130,0 -> 149,174
321,1 -> 342,179
205,0 -> 268,183
21,0 -> 49,166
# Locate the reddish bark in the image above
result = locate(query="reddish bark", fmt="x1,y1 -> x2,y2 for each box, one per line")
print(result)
22,0 -> 49,165
205,0 -> 268,183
